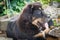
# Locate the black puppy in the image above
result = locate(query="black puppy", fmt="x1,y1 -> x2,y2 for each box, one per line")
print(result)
6,2 -> 46,40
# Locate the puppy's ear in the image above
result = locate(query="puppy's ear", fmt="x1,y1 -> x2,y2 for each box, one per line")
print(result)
28,4 -> 33,9
31,5 -> 33,9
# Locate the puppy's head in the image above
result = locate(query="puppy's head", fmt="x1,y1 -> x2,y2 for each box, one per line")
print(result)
30,2 -> 45,28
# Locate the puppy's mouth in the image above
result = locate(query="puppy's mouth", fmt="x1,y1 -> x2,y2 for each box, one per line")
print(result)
32,18 -> 44,28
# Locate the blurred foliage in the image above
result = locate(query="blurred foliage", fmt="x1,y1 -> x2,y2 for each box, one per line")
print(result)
0,0 -> 25,16
30,0 -> 51,5
53,0 -> 60,2
0,0 -> 6,16
10,0 -> 25,12
53,20 -> 60,27
53,20 -> 57,26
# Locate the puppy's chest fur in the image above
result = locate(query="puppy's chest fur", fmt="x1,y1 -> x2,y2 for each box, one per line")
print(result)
20,23 -> 40,36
